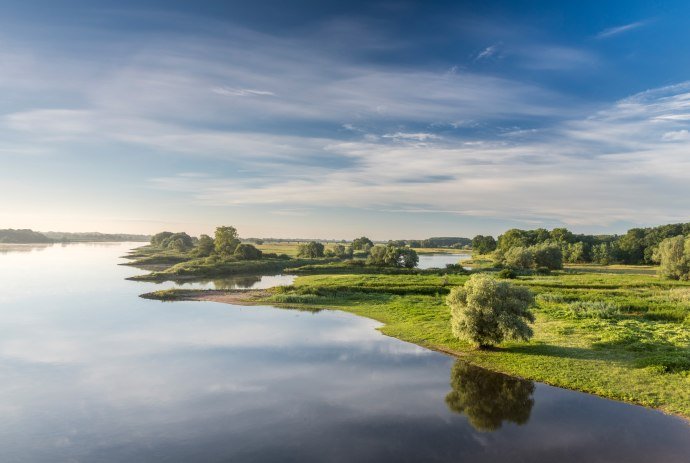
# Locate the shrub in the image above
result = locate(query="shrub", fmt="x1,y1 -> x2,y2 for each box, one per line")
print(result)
567,301 -> 620,319
234,243 -> 262,260
504,246 -> 534,269
297,241 -> 325,258
531,243 -> 563,270
497,268 -> 517,279
447,274 -> 535,348
657,235 -> 690,280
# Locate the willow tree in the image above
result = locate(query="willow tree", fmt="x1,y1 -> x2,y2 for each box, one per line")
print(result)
447,274 -> 535,348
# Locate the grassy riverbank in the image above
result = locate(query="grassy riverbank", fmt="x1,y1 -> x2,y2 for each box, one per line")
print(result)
143,267 -> 690,419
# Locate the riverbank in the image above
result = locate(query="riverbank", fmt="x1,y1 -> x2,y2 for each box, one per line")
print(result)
142,269 -> 690,420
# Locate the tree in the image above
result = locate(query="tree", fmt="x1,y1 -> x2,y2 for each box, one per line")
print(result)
366,245 -> 418,268
397,247 -> 419,268
531,243 -> 563,270
550,227 -> 574,244
445,360 -> 534,432
234,243 -> 263,260
497,229 -> 531,251
330,243 -> 353,258
447,274 -> 535,348
151,231 -> 174,247
195,234 -> 215,257
503,246 -> 534,269
472,235 -> 497,255
657,235 -> 690,280
297,241 -> 325,258
352,236 -> 374,251
154,232 -> 193,251
214,226 -> 240,257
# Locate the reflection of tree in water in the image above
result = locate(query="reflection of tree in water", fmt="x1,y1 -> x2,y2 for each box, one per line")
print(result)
213,275 -> 262,289
445,360 -> 535,432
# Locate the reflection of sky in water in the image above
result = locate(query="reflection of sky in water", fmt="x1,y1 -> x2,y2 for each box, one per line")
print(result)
417,253 -> 470,269
0,243 -> 688,462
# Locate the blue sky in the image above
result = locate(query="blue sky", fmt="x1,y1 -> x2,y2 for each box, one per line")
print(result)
1,0 -> 690,239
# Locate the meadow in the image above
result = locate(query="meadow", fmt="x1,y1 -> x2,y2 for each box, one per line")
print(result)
262,268 -> 690,417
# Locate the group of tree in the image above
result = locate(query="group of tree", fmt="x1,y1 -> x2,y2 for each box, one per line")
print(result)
366,245 -> 419,268
496,243 -> 564,270
297,241 -> 325,258
487,222 -> 690,267
471,235 -> 497,255
150,226 -> 263,260
386,237 -> 471,249
0,229 -> 54,244
150,231 -> 195,252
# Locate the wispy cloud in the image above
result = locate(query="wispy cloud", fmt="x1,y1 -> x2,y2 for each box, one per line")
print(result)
475,44 -> 500,61
596,21 -> 647,39
211,87 -> 275,97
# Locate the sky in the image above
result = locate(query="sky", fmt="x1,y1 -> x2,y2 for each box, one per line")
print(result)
1,0 -> 690,239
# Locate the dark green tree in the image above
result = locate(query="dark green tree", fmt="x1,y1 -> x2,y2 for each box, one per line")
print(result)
234,243 -> 263,260
297,241 -> 325,258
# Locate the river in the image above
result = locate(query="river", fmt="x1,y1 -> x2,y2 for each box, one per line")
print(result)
0,242 -> 688,462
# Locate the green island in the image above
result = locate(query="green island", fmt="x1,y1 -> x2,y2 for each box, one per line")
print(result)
131,225 -> 690,419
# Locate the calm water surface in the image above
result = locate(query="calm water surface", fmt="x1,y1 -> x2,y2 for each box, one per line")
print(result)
0,243 -> 689,462
417,252 -> 470,269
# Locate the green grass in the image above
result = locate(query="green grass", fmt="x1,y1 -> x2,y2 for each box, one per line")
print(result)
257,269 -> 690,418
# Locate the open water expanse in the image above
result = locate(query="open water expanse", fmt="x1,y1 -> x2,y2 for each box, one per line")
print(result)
0,243 -> 689,462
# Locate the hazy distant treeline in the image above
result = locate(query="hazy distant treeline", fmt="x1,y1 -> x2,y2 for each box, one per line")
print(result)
0,229 -> 150,244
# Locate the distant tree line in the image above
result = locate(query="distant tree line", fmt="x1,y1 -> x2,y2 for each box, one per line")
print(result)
467,222 -> 690,272
387,237 -> 472,249
0,229 -> 150,244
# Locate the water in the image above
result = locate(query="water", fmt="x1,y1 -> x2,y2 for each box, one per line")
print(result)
149,273 -> 296,290
0,243 -> 688,462
417,252 -> 470,269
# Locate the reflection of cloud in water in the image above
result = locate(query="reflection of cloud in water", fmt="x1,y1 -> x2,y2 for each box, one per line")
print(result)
445,360 -> 534,432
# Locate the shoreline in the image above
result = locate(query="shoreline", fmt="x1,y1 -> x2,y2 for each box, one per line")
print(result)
141,287 -> 690,423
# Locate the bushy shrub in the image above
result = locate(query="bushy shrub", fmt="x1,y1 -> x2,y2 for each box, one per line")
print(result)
447,274 -> 535,348
657,235 -> 690,280
503,247 -> 534,269
497,268 -> 517,279
297,241 -> 325,258
234,243 -> 262,260
567,301 -> 620,319
532,243 -> 563,270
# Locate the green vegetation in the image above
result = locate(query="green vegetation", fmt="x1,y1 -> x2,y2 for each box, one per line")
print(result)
297,241 -> 325,258
448,274 -> 535,348
366,245 -> 418,268
215,267 -> 690,418
657,235 -> 690,280
471,235 -> 497,255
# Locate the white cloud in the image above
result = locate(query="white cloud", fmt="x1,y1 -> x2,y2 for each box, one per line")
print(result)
596,21 -> 647,39
476,44 -> 499,61
662,130 -> 690,141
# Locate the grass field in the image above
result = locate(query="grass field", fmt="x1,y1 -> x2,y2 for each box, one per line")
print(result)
244,267 -> 690,418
